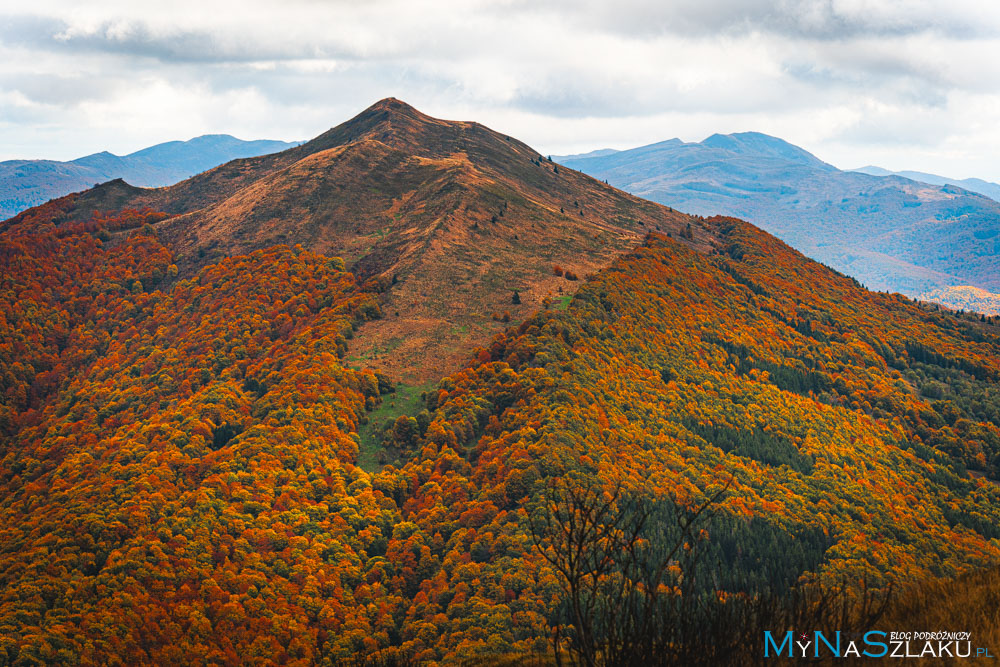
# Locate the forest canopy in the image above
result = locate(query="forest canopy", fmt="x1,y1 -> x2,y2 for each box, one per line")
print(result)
2,212 -> 1000,664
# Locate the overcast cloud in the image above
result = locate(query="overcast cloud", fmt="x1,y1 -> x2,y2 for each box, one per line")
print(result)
3,0 -> 1000,179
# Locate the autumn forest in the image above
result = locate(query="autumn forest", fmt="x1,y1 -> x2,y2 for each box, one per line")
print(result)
3,101 -> 1000,666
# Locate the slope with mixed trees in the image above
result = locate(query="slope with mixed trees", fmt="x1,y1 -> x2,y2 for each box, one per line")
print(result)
2,101 -> 1000,665
369,222 -> 1000,661
0,211 -> 399,663
0,135 -> 300,220
556,133 -> 1000,310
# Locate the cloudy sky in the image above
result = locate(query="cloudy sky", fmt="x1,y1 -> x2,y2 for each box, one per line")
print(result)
3,0 -> 1000,180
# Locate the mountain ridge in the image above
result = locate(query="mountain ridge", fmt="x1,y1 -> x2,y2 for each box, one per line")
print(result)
557,133 -> 1000,308
852,165 -> 1000,202
0,134 -> 301,220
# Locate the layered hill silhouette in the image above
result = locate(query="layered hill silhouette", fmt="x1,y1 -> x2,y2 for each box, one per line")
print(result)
4,98 -> 699,381
853,165 -> 1000,202
0,135 -> 300,220
557,133 -> 1000,309
3,100 -> 1000,664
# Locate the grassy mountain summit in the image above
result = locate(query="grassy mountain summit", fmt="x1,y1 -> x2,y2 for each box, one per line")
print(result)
3,100 -> 1000,664
3,98 -> 699,381
557,133 -> 1000,308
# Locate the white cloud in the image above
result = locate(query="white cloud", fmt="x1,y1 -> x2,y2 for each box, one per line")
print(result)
1,0 -> 999,180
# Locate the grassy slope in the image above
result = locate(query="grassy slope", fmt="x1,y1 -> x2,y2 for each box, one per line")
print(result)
358,381 -> 435,472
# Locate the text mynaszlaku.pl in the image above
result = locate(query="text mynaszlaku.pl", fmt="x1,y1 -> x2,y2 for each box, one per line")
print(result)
764,630 -> 994,659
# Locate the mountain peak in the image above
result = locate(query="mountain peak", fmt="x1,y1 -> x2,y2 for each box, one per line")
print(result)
300,97 -> 444,155
354,97 -> 434,127
702,131 -> 834,170
366,97 -> 417,113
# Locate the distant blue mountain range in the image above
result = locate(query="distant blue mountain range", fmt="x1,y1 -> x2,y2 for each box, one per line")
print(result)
851,165 -> 1000,202
1,135 -> 301,219
556,133 -> 1000,300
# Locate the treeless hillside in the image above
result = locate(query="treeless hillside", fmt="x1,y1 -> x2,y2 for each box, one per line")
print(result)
4,99 -> 704,381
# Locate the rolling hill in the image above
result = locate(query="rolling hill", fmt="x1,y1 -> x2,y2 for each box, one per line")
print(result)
556,133 -> 1000,309
0,135 -> 300,220
853,165 -> 1000,203
3,100 -> 1000,665
918,285 -> 1000,316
